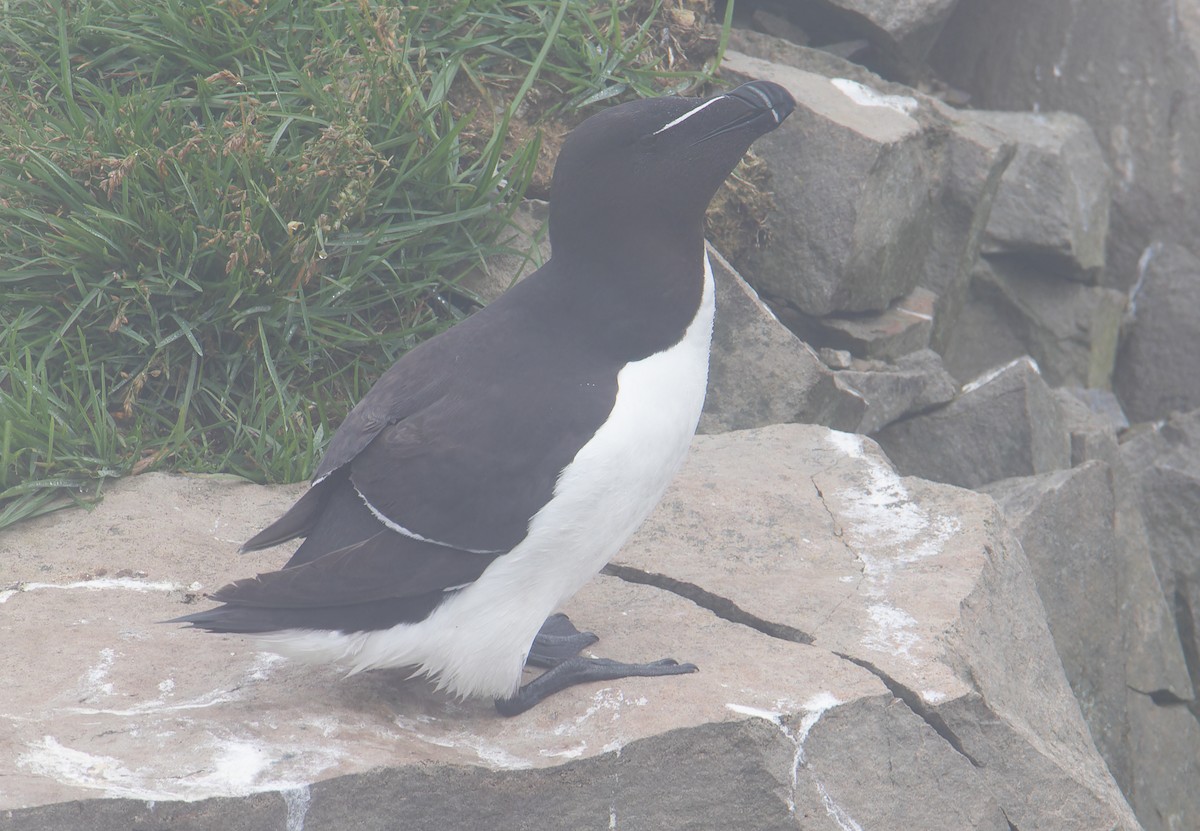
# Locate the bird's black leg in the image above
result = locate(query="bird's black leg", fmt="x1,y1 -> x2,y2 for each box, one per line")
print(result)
525,613 -> 599,668
500,614 -> 698,716
497,653 -> 698,717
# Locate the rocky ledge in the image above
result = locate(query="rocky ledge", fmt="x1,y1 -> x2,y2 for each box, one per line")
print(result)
1,426 -> 1136,830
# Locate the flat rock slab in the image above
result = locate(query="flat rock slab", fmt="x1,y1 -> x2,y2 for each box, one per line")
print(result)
0,426 -> 1138,829
0,472 -> 877,810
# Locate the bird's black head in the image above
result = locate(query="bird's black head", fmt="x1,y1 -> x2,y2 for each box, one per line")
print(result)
548,80 -> 795,266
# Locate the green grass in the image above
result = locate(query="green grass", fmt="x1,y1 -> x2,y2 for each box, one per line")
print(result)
0,0 -> 729,529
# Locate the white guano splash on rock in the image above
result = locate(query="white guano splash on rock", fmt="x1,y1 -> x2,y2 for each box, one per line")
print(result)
825,432 -> 961,660
725,692 -> 844,815
15,641 -> 346,804
961,356 -> 1041,394
0,577 -> 185,604
831,78 -> 918,115
16,734 -> 342,804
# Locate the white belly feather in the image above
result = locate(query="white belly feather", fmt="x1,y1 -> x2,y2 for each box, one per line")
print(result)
253,253 -> 716,699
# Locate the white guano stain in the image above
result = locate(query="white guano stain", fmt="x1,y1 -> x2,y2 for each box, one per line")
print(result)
726,693 -> 842,814
64,686 -> 240,718
1128,242 -> 1161,317
392,715 -> 532,771
0,577 -> 181,603
863,603 -> 920,659
11,636 -> 322,805
552,687 -> 646,738
80,648 -> 118,701
17,735 -> 341,803
817,781 -> 865,831
831,78 -> 918,115
724,703 -> 783,723
282,785 -> 312,831
961,356 -> 1041,394
825,431 -> 961,659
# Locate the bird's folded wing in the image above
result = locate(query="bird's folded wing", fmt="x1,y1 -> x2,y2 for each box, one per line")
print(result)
345,386 -> 611,553
214,531 -> 498,609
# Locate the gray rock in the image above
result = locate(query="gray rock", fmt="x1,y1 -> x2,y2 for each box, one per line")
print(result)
808,0 -> 963,73
1061,386 -> 1130,433
0,720 -> 817,831
719,35 -> 1016,350
621,426 -> 1139,830
836,348 -> 958,434
983,462 -> 1134,794
1120,408 -> 1200,687
776,285 -> 936,361
922,104 -> 1017,353
969,110 -> 1112,277
873,356 -> 1071,488
941,257 -> 1126,388
699,245 -> 866,434
929,0 -> 1200,286
800,695 -> 1007,830
984,451 -> 1200,826
0,427 -> 1139,828
1124,693 -> 1200,831
747,8 -> 810,47
1053,388 -> 1122,469
1113,241 -> 1200,422
817,347 -> 853,369
1115,490 -> 1200,831
723,50 -> 941,316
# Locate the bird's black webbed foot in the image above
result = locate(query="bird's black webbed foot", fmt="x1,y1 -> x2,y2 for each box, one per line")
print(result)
525,613 -> 600,668
495,655 -> 698,717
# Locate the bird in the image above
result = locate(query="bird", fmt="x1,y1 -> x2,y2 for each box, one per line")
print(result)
172,79 -> 796,716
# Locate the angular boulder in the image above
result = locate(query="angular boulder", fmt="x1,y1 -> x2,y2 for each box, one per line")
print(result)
982,431 -> 1200,830
778,285 -> 936,361
970,110 -> 1112,278
1053,387 -> 1122,469
873,356 -> 1070,488
835,348 -> 958,434
1112,241 -> 1200,422
922,104 -> 1017,353
0,426 -> 1138,829
722,50 -> 941,316
929,0 -> 1200,285
941,257 -> 1126,388
699,245 -> 865,434
814,0 -> 962,73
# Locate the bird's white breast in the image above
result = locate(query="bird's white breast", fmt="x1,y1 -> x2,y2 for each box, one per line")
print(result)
255,253 -> 717,700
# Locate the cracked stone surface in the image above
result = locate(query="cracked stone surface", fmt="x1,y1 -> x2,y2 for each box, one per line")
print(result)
0,425 -> 1139,829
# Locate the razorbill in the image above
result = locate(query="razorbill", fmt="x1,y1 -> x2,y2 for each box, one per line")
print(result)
173,79 -> 795,716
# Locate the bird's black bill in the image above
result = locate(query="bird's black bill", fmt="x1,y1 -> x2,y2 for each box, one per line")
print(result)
692,80 -> 795,146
